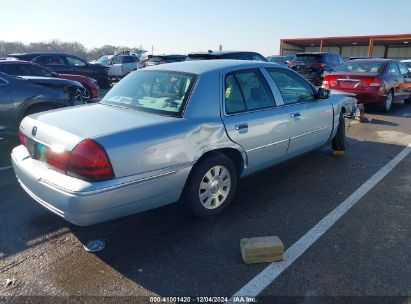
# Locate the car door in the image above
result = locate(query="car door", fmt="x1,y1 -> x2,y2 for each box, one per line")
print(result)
397,62 -> 411,99
122,56 -> 138,75
108,56 -> 124,76
64,55 -> 91,76
0,76 -> 15,132
221,68 -> 291,172
266,67 -> 334,157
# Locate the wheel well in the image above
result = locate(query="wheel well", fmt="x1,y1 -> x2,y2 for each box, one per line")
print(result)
196,148 -> 244,176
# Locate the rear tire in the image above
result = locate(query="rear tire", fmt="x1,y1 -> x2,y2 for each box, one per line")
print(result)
183,153 -> 238,219
332,112 -> 346,151
379,90 -> 393,112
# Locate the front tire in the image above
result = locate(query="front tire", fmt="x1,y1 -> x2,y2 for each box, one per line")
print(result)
183,153 -> 238,218
332,112 -> 346,151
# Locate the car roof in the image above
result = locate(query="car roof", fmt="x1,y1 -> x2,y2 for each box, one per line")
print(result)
144,59 -> 283,74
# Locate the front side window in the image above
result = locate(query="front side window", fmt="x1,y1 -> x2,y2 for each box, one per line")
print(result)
267,68 -> 314,105
0,64 -> 21,75
388,63 -> 400,76
34,55 -> 66,65
225,69 -> 275,114
102,71 -> 196,117
66,56 -> 86,67
19,64 -> 54,77
111,56 -> 124,64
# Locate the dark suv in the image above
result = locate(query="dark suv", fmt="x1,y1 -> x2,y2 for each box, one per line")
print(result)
288,52 -> 344,86
187,51 -> 267,62
8,53 -> 110,88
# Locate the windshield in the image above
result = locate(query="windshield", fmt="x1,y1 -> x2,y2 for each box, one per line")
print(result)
334,61 -> 384,73
102,70 -> 197,117
97,56 -> 112,65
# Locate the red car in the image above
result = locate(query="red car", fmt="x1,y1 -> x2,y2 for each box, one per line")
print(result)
0,60 -> 99,99
322,59 -> 411,112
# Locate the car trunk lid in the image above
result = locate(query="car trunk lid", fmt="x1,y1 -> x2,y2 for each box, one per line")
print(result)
19,103 -> 177,156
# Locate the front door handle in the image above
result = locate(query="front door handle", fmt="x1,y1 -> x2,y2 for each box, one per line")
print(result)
235,123 -> 248,134
290,112 -> 301,118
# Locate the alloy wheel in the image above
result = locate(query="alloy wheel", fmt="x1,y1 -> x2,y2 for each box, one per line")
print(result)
198,165 -> 231,209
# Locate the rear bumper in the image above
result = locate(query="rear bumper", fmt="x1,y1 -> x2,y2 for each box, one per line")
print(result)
12,145 -> 191,226
349,92 -> 385,105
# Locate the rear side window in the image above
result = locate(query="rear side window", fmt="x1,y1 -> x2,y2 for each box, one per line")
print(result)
267,68 -> 314,105
252,54 -> 267,62
225,69 -> 275,114
398,63 -> 409,75
123,56 -> 136,64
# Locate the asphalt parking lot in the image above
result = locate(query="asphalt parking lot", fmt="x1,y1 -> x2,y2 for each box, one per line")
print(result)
0,98 -> 410,303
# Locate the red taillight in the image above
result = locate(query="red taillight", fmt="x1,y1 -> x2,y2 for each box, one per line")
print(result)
45,139 -> 114,182
67,139 -> 114,181
288,61 -> 297,66
361,77 -> 381,87
322,75 -> 337,88
19,131 -> 26,146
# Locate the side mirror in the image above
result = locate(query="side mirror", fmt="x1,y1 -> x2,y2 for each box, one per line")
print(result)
316,87 -> 330,99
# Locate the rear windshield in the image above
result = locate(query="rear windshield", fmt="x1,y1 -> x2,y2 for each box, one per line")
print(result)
188,54 -> 219,60
334,62 -> 384,73
268,57 -> 288,63
295,54 -> 322,62
102,70 -> 197,117
149,56 -> 164,62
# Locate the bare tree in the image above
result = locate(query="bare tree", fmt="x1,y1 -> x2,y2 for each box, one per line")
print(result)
0,40 -> 144,61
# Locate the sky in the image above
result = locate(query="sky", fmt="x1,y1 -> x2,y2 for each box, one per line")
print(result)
1,0 -> 410,56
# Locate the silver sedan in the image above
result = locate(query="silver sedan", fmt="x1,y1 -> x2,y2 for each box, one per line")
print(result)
12,60 -> 354,226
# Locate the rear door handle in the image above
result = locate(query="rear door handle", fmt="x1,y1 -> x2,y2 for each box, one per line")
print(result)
235,123 -> 248,133
290,112 -> 301,118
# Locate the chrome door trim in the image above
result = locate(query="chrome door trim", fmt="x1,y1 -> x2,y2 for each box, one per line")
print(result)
290,125 -> 333,140
245,138 -> 290,153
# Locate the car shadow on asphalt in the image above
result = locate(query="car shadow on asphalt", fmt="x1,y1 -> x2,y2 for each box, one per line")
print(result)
64,137 -> 409,296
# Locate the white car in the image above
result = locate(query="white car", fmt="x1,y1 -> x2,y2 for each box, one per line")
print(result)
108,55 -> 140,80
